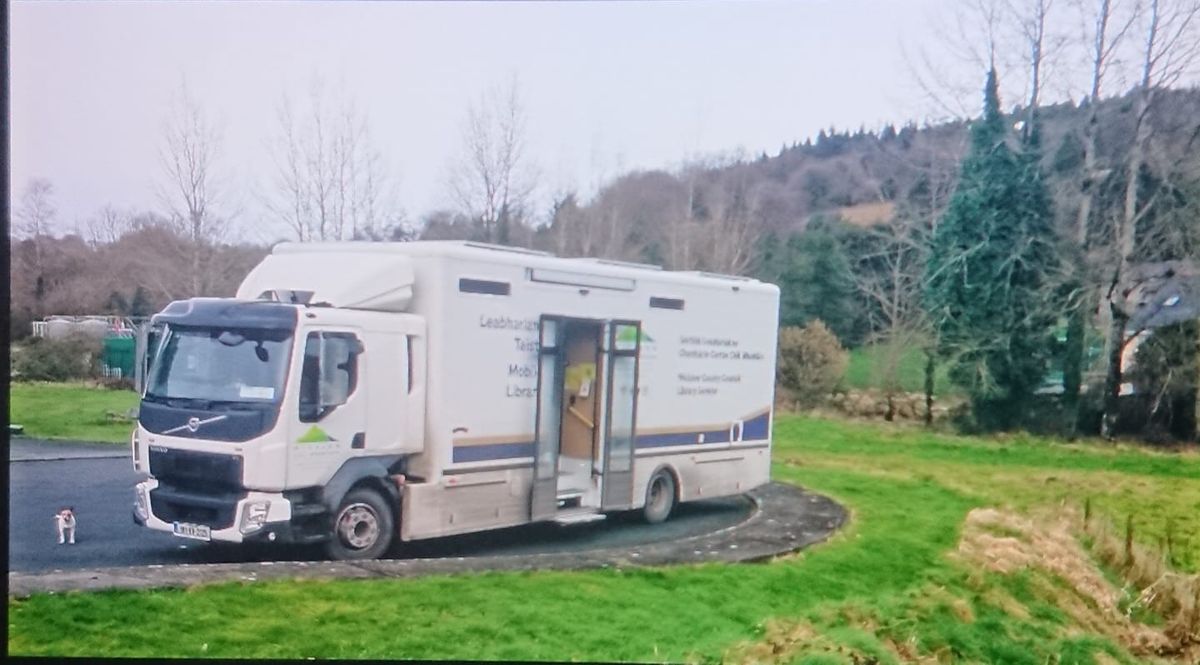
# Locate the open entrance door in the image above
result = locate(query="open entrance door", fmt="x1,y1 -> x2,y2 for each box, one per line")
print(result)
600,320 -> 641,510
530,316 -> 565,521
531,316 -> 640,520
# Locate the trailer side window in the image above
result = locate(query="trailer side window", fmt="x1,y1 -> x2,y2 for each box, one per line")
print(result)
459,278 -> 510,296
649,297 -> 685,310
299,332 -> 361,422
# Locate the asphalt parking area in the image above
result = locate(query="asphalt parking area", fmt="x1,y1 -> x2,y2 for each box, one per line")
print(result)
8,482 -> 846,597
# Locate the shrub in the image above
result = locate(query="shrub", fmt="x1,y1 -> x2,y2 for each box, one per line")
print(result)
1127,322 -> 1198,441
13,335 -> 104,382
777,320 -> 849,408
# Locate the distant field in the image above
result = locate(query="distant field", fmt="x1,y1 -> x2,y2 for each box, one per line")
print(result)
844,344 -> 957,395
9,382 -> 138,443
10,415 -> 1197,662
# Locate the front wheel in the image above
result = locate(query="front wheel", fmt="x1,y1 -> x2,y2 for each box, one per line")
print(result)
325,487 -> 395,560
642,469 -> 677,524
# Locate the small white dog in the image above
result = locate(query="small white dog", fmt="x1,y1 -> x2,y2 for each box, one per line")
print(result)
55,507 -> 77,545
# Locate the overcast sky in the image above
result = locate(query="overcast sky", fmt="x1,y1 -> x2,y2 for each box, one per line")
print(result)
9,0 -> 1107,241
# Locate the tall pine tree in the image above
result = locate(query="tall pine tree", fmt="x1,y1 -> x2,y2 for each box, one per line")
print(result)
924,69 -> 1060,429
780,230 -> 859,345
757,229 -> 859,345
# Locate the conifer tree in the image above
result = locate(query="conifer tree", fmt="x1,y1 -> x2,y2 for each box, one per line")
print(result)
924,70 -> 1060,429
130,286 -> 154,318
774,229 -> 859,345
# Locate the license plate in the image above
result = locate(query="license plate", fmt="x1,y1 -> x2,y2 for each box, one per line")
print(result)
172,522 -> 211,541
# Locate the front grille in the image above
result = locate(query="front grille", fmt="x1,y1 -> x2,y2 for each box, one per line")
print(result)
150,485 -> 243,529
148,447 -> 243,493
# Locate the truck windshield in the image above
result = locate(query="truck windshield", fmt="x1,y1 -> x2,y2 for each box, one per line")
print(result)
145,326 -> 292,406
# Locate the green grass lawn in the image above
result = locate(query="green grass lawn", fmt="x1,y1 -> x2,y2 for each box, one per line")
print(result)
844,344 -> 957,395
9,382 -> 139,443
9,416 -> 1198,662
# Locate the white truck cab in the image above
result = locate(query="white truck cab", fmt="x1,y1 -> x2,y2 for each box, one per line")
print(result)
132,241 -> 779,560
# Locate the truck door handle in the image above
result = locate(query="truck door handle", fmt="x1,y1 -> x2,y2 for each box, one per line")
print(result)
351,432 -> 366,449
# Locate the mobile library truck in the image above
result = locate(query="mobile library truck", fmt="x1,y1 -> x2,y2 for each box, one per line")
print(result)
131,241 -> 779,559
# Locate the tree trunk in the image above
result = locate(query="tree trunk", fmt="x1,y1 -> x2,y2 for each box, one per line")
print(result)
1101,303 -> 1127,439
1194,324 -> 1200,442
1100,78 -> 1150,436
924,346 -> 936,427
191,243 -> 202,296
1063,299 -> 1087,438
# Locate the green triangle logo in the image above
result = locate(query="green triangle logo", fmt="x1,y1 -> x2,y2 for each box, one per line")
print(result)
297,426 -> 333,443
617,327 -> 653,344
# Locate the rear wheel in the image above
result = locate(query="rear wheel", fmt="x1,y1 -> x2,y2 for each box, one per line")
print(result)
642,469 -> 676,524
325,487 -> 394,560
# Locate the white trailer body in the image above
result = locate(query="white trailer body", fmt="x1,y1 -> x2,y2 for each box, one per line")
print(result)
131,241 -> 779,558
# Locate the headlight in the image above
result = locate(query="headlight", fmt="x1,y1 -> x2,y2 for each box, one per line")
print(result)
239,501 -> 271,534
134,483 -> 150,522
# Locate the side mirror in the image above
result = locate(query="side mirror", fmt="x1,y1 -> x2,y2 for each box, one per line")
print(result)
135,323 -> 164,395
134,323 -> 155,394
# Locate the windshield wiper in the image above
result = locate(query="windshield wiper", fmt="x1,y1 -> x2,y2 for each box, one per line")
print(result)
205,399 -> 268,410
144,395 -> 270,410
143,395 -> 212,410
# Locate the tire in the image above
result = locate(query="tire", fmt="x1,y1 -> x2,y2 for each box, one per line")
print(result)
642,469 -> 677,524
325,487 -> 395,560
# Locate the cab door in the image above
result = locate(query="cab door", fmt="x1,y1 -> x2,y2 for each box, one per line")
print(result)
286,328 -> 368,489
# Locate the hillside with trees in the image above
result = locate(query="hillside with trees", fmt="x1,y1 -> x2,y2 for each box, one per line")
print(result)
12,83 -> 1200,436
11,0 -> 1200,441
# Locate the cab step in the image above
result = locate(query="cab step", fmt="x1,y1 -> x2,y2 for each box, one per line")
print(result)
553,509 -> 606,526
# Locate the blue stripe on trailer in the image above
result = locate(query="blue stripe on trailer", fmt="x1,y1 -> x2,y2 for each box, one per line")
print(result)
741,411 -> 771,441
451,410 -> 772,463
635,427 -> 731,449
452,441 -> 535,463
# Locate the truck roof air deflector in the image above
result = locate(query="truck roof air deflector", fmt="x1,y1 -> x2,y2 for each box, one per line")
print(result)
237,245 -> 415,312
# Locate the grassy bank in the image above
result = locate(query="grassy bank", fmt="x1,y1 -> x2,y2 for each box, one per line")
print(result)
9,382 -> 139,443
9,416 -> 1198,662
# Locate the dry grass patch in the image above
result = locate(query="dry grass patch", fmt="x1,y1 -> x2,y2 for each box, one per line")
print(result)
1085,514 -> 1200,656
723,617 -> 936,665
956,507 -> 1198,660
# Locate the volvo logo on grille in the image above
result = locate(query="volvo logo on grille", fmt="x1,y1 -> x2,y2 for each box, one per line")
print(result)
164,414 -> 229,435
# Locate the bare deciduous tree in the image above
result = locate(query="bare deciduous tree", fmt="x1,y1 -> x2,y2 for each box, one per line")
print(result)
14,178 -> 56,241
14,177 -> 57,274
847,212 -> 937,420
1059,0 -> 1140,432
83,205 -> 132,246
157,80 -> 229,296
448,77 -> 536,244
11,178 -> 58,321
1101,0 -> 1200,437
266,77 -> 394,242
905,0 -> 1019,119
1010,0 -> 1074,136
703,167 -> 761,275
664,162 -> 702,270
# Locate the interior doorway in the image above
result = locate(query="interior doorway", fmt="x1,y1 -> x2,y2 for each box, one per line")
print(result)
531,316 -> 641,521
556,320 -> 603,504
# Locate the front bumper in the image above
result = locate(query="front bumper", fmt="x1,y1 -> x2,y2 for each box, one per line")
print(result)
134,478 -> 293,544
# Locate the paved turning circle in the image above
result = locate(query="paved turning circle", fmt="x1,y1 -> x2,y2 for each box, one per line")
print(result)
8,481 -> 846,597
